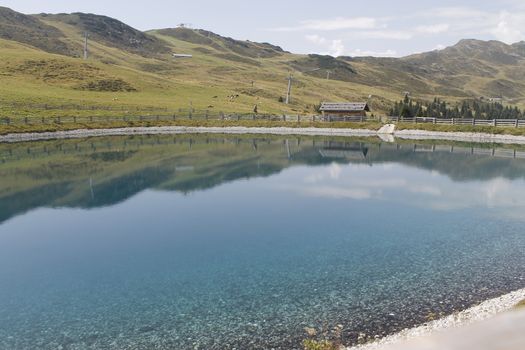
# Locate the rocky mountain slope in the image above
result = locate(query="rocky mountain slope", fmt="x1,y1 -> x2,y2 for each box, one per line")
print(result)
0,6 -> 72,55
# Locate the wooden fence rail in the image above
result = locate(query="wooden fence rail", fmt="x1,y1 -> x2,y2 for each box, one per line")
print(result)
386,116 -> 525,128
0,112 -> 373,125
2,113 -> 525,128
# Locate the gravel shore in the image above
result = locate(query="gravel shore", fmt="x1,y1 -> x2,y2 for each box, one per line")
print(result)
347,288 -> 525,350
3,126 -> 525,144
394,129 -> 525,145
0,126 -> 377,143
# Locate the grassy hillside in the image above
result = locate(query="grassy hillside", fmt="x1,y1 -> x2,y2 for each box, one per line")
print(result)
1,7 -> 525,120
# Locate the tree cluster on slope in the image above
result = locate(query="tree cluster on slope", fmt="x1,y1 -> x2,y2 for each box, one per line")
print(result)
390,96 -> 524,120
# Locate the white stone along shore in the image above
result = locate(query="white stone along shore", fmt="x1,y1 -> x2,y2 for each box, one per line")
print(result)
4,125 -> 525,144
347,288 -> 525,350
0,126 -> 376,142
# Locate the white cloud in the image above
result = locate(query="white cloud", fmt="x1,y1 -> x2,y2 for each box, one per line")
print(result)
425,7 -> 487,20
490,11 -> 525,43
347,49 -> 398,57
305,35 -> 397,57
288,5 -> 525,57
415,23 -> 450,34
301,17 -> 378,31
354,30 -> 413,40
272,16 -> 379,32
305,34 -> 327,45
329,39 -> 346,56
305,35 -> 348,57
420,7 -> 525,44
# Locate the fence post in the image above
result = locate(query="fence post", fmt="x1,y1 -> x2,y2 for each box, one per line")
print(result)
189,111 -> 192,119
24,117 -> 28,124
493,119 -> 497,127
221,112 -> 224,120
360,115 -> 363,122
6,117 -> 10,125
472,119 -> 475,126
237,115 -> 240,121
433,118 -> 436,125
313,115 -> 316,122
282,115 -> 286,122
206,110 -> 209,120
297,115 -> 300,123
515,119 -> 519,128
73,116 -> 77,123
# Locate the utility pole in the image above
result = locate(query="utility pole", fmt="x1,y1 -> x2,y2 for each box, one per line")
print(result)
83,32 -> 89,60
285,73 -> 293,104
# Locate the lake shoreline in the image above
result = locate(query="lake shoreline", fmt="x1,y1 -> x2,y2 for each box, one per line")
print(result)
4,125 -> 525,144
347,287 -> 525,350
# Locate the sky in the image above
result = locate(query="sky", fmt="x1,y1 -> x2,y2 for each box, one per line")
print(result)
3,0 -> 525,57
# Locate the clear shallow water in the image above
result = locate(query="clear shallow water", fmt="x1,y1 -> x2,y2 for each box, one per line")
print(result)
0,135 -> 524,349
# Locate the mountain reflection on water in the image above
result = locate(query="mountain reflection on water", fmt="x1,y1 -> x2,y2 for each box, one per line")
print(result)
2,134 -> 525,224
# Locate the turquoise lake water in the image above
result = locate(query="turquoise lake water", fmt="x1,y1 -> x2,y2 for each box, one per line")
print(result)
0,135 -> 524,349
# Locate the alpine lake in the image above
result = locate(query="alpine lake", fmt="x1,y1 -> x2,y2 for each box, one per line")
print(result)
0,134 -> 524,350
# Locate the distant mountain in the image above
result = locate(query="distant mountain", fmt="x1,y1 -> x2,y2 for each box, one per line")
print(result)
512,41 -> 525,55
289,54 -> 357,82
410,39 -> 523,66
156,27 -> 286,58
36,12 -> 172,58
400,39 -> 525,98
0,6 -> 524,116
344,39 -> 525,100
0,6 -> 72,55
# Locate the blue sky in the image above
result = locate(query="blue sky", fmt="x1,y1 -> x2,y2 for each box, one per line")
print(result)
3,0 -> 525,57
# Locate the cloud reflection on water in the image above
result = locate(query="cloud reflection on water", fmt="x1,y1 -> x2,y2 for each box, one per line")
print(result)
280,162 -> 525,220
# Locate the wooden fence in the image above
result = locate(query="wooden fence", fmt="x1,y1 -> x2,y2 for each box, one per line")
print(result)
2,112 -> 525,128
0,112 -> 372,126
386,116 -> 525,128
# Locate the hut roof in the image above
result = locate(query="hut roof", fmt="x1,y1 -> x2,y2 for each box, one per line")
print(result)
320,102 -> 370,112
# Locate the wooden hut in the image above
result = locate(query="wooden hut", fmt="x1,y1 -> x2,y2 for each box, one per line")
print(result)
319,102 -> 370,121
